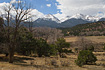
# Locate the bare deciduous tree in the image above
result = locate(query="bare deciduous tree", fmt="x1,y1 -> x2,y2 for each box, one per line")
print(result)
24,18 -> 33,32
3,0 -> 33,63
33,27 -> 63,44
75,37 -> 93,50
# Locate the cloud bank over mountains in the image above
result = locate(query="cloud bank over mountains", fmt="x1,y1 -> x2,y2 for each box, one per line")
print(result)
55,0 -> 105,19
0,0 -> 105,21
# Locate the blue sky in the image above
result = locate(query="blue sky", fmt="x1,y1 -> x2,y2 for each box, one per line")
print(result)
0,0 -> 61,14
0,0 -> 105,20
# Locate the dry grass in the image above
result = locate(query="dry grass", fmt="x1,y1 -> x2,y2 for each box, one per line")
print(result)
85,36 -> 105,43
0,52 -> 105,70
0,36 -> 105,70
65,36 -> 105,52
65,36 -> 105,43
64,36 -> 79,42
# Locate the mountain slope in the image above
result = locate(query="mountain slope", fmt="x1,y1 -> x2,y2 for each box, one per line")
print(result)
43,14 -> 61,23
1,12 -> 105,28
98,18 -> 105,21
32,14 -> 61,28
60,18 -> 92,27
60,21 -> 105,36
33,18 -> 92,28
32,14 -> 102,28
33,18 -> 60,28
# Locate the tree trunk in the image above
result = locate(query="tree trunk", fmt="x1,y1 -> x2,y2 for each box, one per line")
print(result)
9,50 -> 14,63
8,44 -> 15,63
8,27 -> 17,63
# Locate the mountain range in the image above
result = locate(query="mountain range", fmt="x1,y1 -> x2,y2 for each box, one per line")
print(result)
33,14 -> 105,28
1,13 -> 105,28
0,3 -> 105,28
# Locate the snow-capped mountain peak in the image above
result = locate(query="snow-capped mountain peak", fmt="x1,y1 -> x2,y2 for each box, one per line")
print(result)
44,14 -> 55,19
71,14 -> 101,22
60,16 -> 71,23
70,14 -> 85,19
85,15 -> 100,21
60,14 -> 101,22
42,14 -> 60,23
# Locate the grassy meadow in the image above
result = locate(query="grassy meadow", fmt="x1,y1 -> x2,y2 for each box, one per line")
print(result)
64,36 -> 105,43
0,36 -> 105,70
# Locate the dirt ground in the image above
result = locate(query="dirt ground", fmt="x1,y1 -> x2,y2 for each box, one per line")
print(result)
0,52 -> 105,70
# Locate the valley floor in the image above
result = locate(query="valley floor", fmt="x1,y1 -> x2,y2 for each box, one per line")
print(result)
64,36 -> 105,43
0,36 -> 105,70
0,52 -> 105,70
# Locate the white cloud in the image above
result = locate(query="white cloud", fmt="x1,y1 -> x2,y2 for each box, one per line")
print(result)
0,2 -> 44,21
10,0 -> 16,4
46,4 -> 51,7
10,0 -> 22,4
0,2 -> 10,14
55,0 -> 105,18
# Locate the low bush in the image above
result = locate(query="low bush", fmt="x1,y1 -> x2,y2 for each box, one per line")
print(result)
74,48 -> 78,53
62,49 -> 72,54
37,39 -> 57,57
103,46 -> 105,50
88,45 -> 94,51
75,50 -> 97,67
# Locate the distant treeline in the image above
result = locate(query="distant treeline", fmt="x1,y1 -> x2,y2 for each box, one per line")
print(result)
60,21 -> 105,36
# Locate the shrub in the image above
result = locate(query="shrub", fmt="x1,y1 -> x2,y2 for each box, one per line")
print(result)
16,28 -> 36,56
37,39 -> 57,57
75,50 -> 97,67
74,48 -> 78,53
56,38 -> 70,54
16,28 -> 58,57
49,44 -> 57,56
62,49 -> 72,53
103,46 -> 105,50
88,45 -> 94,51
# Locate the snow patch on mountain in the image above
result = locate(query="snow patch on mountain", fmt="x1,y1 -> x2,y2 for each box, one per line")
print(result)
60,14 -> 101,23
70,14 -> 100,22
41,14 -> 61,23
